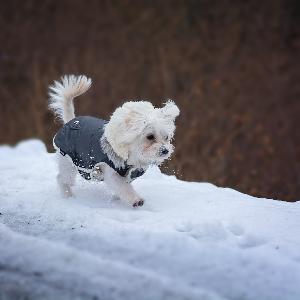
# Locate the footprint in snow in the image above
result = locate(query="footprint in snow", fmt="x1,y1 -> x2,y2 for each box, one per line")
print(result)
176,221 -> 228,242
176,221 -> 266,248
227,223 -> 266,248
227,223 -> 244,236
237,234 -> 266,248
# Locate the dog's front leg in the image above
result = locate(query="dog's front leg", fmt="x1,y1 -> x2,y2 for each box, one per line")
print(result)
99,163 -> 144,207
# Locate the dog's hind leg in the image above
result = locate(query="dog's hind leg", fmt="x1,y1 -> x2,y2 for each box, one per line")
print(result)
56,152 -> 77,198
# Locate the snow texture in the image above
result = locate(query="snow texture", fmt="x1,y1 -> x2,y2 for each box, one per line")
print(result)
0,139 -> 300,300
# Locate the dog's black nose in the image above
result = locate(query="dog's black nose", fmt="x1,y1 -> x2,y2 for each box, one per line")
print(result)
160,147 -> 169,156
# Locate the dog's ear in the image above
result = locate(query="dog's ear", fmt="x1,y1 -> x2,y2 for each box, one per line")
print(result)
160,100 -> 180,122
104,109 -> 132,161
115,143 -> 130,161
114,111 -> 140,160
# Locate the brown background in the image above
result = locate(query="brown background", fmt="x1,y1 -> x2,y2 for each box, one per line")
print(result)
0,0 -> 299,201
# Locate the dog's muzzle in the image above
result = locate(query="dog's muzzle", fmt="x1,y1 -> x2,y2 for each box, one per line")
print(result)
159,146 -> 169,156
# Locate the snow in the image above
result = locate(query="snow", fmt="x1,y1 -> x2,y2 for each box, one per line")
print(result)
0,139 -> 300,300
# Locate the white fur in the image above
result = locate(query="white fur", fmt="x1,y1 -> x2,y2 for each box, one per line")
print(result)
56,152 -> 77,198
104,100 -> 179,167
49,75 -> 92,123
49,75 -> 180,207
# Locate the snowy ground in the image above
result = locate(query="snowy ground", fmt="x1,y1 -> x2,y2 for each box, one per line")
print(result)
0,139 -> 300,300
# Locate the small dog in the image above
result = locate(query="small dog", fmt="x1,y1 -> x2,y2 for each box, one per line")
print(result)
49,75 -> 180,207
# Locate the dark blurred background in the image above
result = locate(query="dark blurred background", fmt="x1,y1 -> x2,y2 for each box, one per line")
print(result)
0,0 -> 299,201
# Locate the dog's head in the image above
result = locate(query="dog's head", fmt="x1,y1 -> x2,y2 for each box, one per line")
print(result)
104,100 -> 180,167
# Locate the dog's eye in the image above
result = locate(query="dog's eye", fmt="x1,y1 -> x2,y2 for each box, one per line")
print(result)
164,135 -> 169,141
146,134 -> 155,141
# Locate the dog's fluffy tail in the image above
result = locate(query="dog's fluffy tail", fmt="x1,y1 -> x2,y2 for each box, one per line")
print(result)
49,75 -> 92,124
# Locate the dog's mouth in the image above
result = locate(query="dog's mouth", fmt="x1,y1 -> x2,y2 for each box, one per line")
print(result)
135,144 -> 174,167
152,153 -> 172,165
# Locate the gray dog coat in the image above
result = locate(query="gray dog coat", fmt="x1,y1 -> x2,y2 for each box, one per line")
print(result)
53,116 -> 145,182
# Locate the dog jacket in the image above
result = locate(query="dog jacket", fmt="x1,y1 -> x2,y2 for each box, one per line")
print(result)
53,116 -> 145,181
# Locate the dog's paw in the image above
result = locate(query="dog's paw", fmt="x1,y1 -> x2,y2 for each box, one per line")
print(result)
133,199 -> 144,207
60,184 -> 74,198
63,189 -> 74,198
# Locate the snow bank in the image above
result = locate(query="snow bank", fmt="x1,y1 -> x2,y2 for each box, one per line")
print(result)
0,139 -> 300,300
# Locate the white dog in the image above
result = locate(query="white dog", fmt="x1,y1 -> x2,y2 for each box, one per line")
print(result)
49,75 -> 179,207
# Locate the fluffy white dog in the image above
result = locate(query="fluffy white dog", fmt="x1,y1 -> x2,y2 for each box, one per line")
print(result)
49,75 -> 180,207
